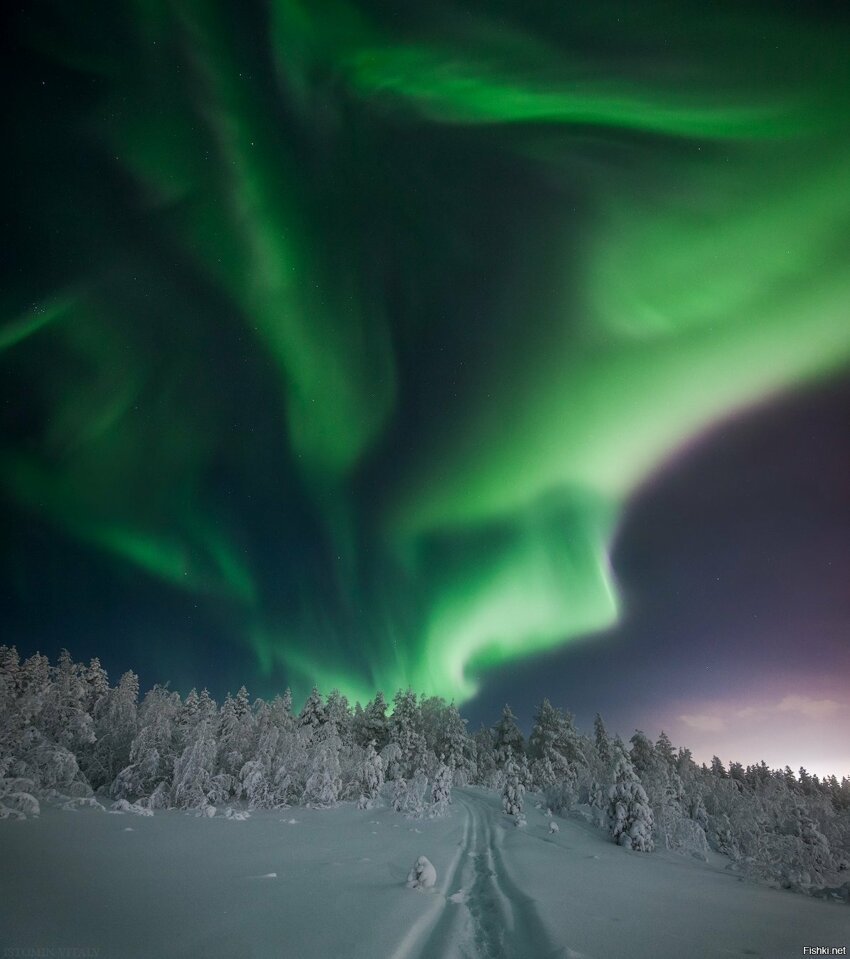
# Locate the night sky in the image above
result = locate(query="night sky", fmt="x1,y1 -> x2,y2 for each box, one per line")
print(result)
3,1 -> 849,775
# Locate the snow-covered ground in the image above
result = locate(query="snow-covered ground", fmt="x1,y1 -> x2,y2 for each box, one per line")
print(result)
1,788 -> 846,959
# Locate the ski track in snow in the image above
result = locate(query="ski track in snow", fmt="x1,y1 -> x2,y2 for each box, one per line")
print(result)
396,792 -> 567,959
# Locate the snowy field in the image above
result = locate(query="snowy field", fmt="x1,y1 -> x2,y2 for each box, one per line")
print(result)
1,788 -> 846,959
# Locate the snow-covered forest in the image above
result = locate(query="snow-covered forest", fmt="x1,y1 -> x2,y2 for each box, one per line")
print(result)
2,646 -> 848,899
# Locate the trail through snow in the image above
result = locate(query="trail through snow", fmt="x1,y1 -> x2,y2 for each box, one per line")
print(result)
398,791 -> 564,959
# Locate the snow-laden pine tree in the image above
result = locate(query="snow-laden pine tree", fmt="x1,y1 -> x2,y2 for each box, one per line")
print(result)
493,705 -> 524,769
593,713 -> 611,764
435,704 -> 473,785
353,692 -> 389,751
172,718 -> 217,809
88,670 -> 139,791
216,689 -> 256,799
304,722 -> 342,807
112,685 -> 181,802
38,649 -> 95,755
608,746 -> 654,852
0,651 -> 83,797
0,650 -> 40,819
794,802 -> 833,878
471,725 -> 497,787
430,761 -> 453,817
272,724 -> 311,806
325,689 -> 352,742
390,689 -> 428,779
655,731 -> 676,769
83,657 -> 109,714
357,741 -> 384,809
299,686 -> 327,731
528,699 -> 583,790
502,757 -> 525,823
238,699 -> 282,809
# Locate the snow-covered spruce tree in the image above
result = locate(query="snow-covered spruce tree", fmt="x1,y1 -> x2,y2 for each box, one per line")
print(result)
430,761 -> 453,817
502,757 -> 526,823
0,650 -> 75,800
216,689 -> 256,800
417,697 -> 473,785
440,704 -> 474,784
357,741 -> 384,809
39,649 -> 95,755
112,685 -> 181,803
493,704 -> 524,769
608,746 -> 654,851
87,670 -> 140,791
795,802 -> 833,879
529,698 -> 582,791
238,699 -> 281,809
172,718 -> 218,809
353,691 -> 390,752
471,725 -> 498,787
0,650 -> 40,819
408,768 -> 429,818
655,731 -> 676,769
272,724 -> 311,806
593,713 -> 611,765
627,729 -> 703,856
299,686 -> 327,731
325,689 -> 352,742
304,722 -> 342,807
389,689 -> 428,780
628,730 -> 658,780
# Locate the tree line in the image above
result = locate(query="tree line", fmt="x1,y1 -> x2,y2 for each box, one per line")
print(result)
1,647 -> 848,897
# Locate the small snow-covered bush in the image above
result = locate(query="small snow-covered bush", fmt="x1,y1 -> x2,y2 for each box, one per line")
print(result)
502,759 -> 525,820
407,855 -> 437,889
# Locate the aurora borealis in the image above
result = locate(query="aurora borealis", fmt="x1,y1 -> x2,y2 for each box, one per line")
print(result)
3,2 -> 849,764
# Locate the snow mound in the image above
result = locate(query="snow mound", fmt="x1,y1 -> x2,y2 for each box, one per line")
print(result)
62,797 -> 104,813
1,792 -> 41,819
407,855 -> 437,889
110,799 -> 153,817
224,807 -> 250,821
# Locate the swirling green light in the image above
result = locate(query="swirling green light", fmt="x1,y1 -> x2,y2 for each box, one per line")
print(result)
4,0 -> 849,704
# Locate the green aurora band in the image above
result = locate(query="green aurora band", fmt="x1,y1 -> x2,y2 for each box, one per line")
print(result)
4,0 -> 850,704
